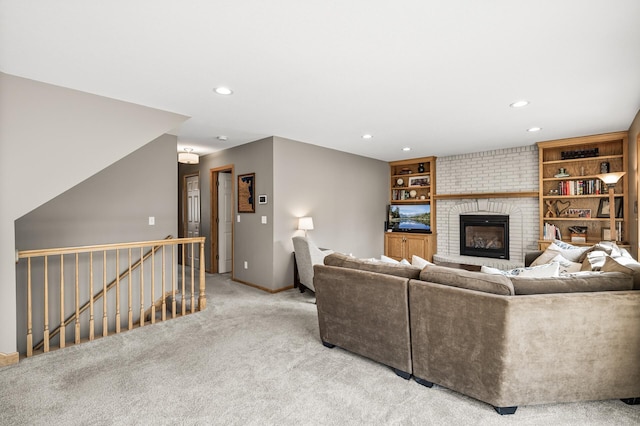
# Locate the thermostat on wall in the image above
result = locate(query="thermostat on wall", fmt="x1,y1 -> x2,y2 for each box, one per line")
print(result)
258,195 -> 267,204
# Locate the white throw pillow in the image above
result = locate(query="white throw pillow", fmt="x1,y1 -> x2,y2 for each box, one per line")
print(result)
481,262 -> 560,278
400,258 -> 411,265
380,255 -> 399,264
411,255 -> 434,269
549,254 -> 582,274
546,242 -> 590,262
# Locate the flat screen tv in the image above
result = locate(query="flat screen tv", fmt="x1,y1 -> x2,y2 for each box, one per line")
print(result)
388,204 -> 431,233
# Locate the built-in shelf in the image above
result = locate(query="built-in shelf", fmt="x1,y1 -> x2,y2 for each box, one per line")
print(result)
435,192 -> 538,200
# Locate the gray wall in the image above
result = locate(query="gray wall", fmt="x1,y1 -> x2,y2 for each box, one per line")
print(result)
199,138 -> 275,288
628,110 -> 640,258
14,135 -> 178,353
0,73 -> 186,355
272,137 -> 388,289
199,136 -> 388,292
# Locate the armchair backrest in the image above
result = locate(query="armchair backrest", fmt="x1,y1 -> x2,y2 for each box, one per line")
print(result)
292,236 -> 333,291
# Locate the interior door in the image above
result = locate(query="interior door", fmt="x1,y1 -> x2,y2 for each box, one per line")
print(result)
186,175 -> 200,267
218,172 -> 232,272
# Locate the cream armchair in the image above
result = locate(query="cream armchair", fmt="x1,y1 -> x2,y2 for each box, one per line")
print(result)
292,236 -> 334,292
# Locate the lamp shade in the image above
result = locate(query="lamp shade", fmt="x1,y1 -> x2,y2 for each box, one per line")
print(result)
178,149 -> 199,164
596,171 -> 625,187
298,217 -> 314,231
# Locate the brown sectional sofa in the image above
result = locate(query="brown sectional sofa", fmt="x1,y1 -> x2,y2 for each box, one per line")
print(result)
314,253 -> 640,415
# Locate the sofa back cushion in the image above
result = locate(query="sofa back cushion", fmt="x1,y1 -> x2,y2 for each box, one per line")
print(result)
510,271 -> 633,295
324,252 -> 421,279
420,265 -> 514,295
601,256 -> 640,290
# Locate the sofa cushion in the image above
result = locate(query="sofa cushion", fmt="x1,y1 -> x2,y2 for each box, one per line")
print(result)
420,265 -> 514,295
601,256 -> 640,290
324,252 -> 421,279
580,250 -> 608,271
510,272 -> 633,295
411,255 -> 434,269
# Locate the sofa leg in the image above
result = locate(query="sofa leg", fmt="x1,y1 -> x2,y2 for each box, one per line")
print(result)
393,369 -> 411,380
621,397 -> 640,405
322,341 -> 335,349
494,406 -> 518,415
414,377 -> 434,388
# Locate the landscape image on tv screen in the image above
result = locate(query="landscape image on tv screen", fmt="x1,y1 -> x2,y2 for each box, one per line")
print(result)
389,204 -> 431,232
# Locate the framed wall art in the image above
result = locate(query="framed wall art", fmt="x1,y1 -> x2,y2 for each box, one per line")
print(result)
238,173 -> 255,213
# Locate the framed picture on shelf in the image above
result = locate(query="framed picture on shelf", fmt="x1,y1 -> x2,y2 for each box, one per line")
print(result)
567,208 -> 591,218
238,173 -> 255,213
601,228 -> 615,241
596,197 -> 623,218
408,176 -> 430,187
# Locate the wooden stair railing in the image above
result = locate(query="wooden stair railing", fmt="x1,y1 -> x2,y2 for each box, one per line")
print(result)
17,236 -> 206,358
32,236 -> 173,351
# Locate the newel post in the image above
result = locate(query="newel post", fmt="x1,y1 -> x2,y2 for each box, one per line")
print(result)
198,238 -> 207,310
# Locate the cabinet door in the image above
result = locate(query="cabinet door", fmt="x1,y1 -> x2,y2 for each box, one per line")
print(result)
405,234 -> 428,260
384,233 -> 405,261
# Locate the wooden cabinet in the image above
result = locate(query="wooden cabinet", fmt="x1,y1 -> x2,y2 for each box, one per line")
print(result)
537,132 -> 628,248
384,232 -> 434,261
385,156 -> 437,261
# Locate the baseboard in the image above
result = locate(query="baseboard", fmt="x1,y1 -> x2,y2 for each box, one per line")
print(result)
232,278 -> 294,294
0,352 -> 19,367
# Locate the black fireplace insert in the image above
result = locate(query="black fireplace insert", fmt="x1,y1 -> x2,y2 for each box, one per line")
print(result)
460,214 -> 509,259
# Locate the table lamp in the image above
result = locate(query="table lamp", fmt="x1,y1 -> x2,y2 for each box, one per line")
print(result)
298,217 -> 314,237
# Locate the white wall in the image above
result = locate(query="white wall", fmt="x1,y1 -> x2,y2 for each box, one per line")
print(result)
435,145 -> 540,263
0,73 -> 187,355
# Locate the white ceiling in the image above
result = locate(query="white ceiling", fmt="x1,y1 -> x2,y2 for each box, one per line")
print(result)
2,1 -> 639,161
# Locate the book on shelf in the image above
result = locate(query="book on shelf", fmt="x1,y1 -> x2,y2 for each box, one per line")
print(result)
543,223 -> 561,241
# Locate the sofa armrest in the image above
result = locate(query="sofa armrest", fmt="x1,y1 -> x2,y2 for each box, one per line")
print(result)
524,250 -> 543,266
314,264 -> 412,374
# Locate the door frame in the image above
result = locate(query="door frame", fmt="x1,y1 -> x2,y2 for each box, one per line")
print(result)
210,165 -> 234,274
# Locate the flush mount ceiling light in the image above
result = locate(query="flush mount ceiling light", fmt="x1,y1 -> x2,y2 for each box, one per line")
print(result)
178,148 -> 199,164
527,127 -> 542,132
214,87 -> 233,95
510,100 -> 529,108
217,135 -> 228,141
362,134 -> 373,140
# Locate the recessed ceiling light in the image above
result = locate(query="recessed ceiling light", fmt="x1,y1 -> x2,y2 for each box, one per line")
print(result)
527,127 -> 542,132
214,87 -> 233,95
510,100 -> 529,108
402,147 -> 411,152
217,135 -> 228,141
362,134 -> 373,140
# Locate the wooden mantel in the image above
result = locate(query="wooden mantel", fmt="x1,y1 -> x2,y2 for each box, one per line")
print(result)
435,191 -> 539,200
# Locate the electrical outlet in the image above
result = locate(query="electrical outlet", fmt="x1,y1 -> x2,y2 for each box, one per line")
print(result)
261,216 -> 267,224
244,261 -> 248,269
148,216 -> 155,225
237,215 -> 241,222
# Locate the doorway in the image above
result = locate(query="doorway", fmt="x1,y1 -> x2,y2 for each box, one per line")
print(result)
210,165 -> 234,274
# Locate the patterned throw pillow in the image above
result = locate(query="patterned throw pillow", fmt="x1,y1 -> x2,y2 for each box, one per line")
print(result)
549,254 -> 582,274
481,262 -> 560,278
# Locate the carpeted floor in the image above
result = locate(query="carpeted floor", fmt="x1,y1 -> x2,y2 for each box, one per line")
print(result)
1,273 -> 639,425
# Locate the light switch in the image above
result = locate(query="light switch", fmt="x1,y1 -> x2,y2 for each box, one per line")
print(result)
148,216 -> 155,225
237,215 -> 241,223
261,216 -> 267,224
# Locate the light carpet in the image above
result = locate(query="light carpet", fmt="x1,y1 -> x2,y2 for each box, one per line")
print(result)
1,273 -> 639,425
